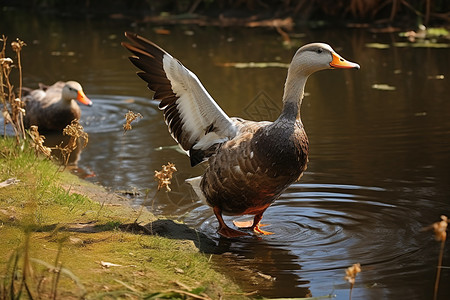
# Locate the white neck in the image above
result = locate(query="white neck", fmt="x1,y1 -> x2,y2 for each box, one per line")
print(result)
282,69 -> 309,105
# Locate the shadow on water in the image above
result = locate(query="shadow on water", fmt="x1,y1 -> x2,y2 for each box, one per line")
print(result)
2,9 -> 450,300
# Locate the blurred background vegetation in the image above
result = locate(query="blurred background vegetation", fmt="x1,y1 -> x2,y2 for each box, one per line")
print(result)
2,0 -> 449,27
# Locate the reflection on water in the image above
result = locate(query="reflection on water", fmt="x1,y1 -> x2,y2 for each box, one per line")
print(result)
2,10 -> 450,300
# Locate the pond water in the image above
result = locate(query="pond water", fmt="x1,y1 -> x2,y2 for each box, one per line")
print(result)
2,10 -> 450,299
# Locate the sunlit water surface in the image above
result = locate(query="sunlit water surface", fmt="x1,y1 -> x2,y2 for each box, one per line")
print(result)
2,11 -> 450,299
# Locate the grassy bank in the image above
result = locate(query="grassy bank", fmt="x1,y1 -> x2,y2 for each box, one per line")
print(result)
0,137 -> 248,299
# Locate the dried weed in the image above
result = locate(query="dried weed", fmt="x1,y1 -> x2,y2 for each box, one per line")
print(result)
345,263 -> 361,300
123,110 -> 143,134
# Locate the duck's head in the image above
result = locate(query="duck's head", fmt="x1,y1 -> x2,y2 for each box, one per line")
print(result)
290,43 -> 360,76
62,81 -> 92,106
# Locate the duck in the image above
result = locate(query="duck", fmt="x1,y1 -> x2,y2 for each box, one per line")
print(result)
23,81 -> 92,132
122,32 -> 360,238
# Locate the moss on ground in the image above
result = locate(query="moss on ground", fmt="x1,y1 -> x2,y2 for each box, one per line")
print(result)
0,137 -> 249,299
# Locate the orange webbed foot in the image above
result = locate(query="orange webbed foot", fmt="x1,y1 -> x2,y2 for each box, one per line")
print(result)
233,220 -> 273,235
253,224 -> 274,235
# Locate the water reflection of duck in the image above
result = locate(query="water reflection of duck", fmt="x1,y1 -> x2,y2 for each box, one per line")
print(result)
123,32 -> 359,238
23,81 -> 92,132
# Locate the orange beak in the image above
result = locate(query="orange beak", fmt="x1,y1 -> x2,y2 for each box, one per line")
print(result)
330,52 -> 360,70
77,90 -> 93,106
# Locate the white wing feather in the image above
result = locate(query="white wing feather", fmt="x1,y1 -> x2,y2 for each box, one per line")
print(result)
162,53 -> 237,150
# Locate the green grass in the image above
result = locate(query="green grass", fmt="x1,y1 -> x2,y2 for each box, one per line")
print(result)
0,137 -> 248,299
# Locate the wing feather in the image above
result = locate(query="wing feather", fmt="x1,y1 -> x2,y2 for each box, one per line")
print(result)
123,32 -> 238,166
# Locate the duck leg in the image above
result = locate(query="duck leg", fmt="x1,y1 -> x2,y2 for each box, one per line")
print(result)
233,211 -> 273,235
251,212 -> 273,235
213,206 -> 249,238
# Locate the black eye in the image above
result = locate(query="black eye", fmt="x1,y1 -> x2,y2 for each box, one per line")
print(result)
317,48 -> 323,54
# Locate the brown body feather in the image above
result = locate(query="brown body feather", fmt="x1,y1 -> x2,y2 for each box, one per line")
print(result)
202,102 -> 308,215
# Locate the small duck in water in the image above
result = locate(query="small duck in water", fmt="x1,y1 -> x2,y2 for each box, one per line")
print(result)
123,32 -> 359,238
23,81 -> 92,132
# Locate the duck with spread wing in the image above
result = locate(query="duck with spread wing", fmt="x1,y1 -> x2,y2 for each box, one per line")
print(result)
122,32 -> 360,238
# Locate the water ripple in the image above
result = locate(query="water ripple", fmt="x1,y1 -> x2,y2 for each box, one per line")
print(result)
80,95 -> 158,134
183,180 -> 433,298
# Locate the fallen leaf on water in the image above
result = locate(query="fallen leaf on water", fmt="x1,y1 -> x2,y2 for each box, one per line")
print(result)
154,28 -> 171,35
371,83 -> 396,91
123,98 -> 135,103
394,42 -> 450,48
426,27 -> 450,36
50,51 -> 76,56
427,75 -> 445,80
365,43 -> 390,49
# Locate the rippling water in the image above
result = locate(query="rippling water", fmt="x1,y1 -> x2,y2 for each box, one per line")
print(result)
2,10 -> 450,299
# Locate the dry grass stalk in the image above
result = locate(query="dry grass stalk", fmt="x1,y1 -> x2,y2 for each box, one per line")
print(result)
123,110 -> 143,134
154,162 -> 177,192
55,119 -> 88,166
133,163 -> 177,227
345,263 -> 361,300
0,35 -> 26,141
431,215 -> 448,300
28,125 -> 52,158
11,38 -> 26,100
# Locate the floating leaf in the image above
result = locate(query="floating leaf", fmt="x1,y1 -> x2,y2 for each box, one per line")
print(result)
154,28 -> 171,35
427,75 -> 445,80
371,83 -> 396,91
394,42 -> 450,48
365,43 -> 390,49
426,27 -> 450,37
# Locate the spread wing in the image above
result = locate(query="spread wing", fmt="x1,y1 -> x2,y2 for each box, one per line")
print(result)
122,32 -> 238,166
